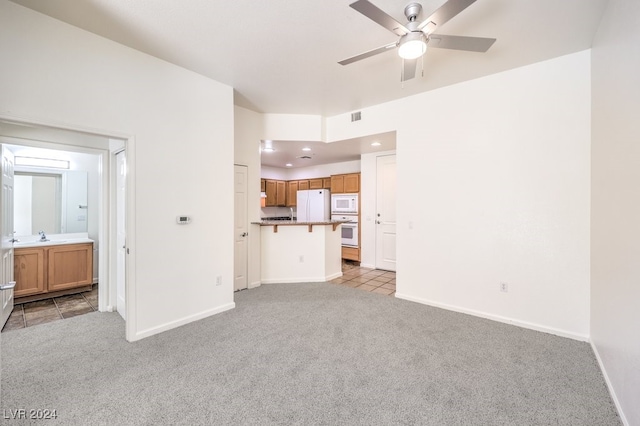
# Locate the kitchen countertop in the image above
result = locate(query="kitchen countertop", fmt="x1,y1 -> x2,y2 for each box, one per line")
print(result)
253,219 -> 352,226
253,219 -> 351,233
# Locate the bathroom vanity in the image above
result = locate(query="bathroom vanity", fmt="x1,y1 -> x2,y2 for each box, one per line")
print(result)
13,238 -> 94,303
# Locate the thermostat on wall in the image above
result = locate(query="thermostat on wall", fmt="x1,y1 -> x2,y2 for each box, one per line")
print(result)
177,216 -> 191,224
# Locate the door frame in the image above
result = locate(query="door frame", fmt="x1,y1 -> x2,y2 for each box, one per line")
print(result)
0,114 -> 136,342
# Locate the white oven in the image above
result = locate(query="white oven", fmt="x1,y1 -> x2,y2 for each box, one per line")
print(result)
331,194 -> 358,215
333,215 -> 358,247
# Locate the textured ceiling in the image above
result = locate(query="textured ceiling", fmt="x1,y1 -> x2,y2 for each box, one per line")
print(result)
10,0 -> 609,117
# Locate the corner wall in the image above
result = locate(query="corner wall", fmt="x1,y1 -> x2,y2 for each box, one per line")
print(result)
326,51 -> 592,340
591,0 -> 640,423
0,1 -> 235,340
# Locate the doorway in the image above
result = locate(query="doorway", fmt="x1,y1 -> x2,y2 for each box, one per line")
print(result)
0,119 -> 128,334
234,164 -> 249,291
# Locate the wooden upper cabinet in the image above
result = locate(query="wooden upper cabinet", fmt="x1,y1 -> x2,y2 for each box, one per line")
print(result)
265,180 -> 277,206
330,175 -> 344,193
323,178 -> 332,189
344,173 -> 360,193
260,179 -> 266,192
331,173 -> 360,193
286,181 -> 299,207
276,181 -> 286,206
298,180 -> 309,190
308,178 -> 323,189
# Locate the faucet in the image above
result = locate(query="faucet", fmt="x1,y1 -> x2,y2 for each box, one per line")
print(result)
290,207 -> 294,221
38,230 -> 49,242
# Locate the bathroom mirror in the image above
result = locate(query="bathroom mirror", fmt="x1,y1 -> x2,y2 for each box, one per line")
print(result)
14,170 -> 88,235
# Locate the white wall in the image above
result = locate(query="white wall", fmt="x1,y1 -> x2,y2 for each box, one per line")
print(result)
591,0 -> 640,423
0,1 -> 235,340
234,106 -> 263,289
325,51 -> 592,340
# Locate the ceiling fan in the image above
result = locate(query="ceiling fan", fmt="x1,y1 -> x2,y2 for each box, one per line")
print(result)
338,0 -> 496,81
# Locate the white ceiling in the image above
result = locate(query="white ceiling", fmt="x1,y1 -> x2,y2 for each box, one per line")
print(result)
9,0 -> 608,169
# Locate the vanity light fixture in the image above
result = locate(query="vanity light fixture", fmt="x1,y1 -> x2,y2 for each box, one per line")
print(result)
15,156 -> 69,169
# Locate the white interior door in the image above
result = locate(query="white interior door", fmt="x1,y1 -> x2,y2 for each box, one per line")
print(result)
0,144 -> 16,328
116,151 -> 126,319
234,165 -> 248,291
375,154 -> 397,271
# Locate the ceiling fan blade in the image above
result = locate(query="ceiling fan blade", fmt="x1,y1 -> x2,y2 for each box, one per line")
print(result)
402,59 -> 417,82
418,0 -> 477,34
428,34 -> 496,52
350,0 -> 410,36
338,42 -> 398,65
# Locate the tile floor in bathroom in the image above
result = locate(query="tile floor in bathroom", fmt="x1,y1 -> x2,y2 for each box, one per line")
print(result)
1,284 -> 98,332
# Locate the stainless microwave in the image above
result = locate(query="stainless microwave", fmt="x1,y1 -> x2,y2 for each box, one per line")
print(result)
331,194 -> 358,214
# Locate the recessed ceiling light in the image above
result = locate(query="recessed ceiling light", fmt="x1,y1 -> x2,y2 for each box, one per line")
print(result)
285,163 -> 293,167
302,147 -> 311,151
371,142 -> 381,147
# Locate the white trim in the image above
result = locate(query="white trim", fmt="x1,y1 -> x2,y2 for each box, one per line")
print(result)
248,281 -> 262,289
261,272 -> 343,284
591,341 -> 629,426
359,262 -> 375,269
131,302 -> 236,341
394,292 -> 590,342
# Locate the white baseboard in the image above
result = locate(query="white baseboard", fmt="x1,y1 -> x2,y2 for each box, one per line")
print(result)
591,341 -> 629,426
359,262 -> 375,269
248,281 -> 261,289
132,302 -> 235,341
394,292 -> 589,342
261,272 -> 342,284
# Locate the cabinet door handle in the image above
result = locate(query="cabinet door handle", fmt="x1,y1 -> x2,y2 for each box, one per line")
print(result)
0,281 -> 16,291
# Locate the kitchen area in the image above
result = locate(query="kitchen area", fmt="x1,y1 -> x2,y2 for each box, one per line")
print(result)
255,172 -> 361,283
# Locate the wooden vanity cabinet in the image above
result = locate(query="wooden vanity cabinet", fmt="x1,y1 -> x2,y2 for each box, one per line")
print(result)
47,243 -> 93,292
14,242 -> 93,302
13,248 -> 45,297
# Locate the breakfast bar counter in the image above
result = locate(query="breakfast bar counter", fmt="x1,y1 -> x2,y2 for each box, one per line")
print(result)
252,220 -> 348,284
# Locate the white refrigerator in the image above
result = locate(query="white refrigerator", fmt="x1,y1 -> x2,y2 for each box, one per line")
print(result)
297,189 -> 331,222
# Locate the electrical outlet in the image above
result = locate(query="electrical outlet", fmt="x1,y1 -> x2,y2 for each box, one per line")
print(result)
500,282 -> 508,293
216,276 -> 222,286
299,255 -> 304,263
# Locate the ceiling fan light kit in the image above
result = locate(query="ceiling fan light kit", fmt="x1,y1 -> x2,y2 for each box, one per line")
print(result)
339,0 -> 496,82
398,33 -> 427,59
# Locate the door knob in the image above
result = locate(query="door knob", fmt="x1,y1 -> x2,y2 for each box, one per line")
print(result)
376,221 -> 381,224
0,281 -> 16,291
241,232 -> 248,237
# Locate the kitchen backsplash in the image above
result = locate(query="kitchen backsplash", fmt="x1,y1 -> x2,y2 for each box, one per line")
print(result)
261,206 -> 296,218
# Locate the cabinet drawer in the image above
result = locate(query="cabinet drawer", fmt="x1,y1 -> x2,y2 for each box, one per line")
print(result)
341,246 -> 360,261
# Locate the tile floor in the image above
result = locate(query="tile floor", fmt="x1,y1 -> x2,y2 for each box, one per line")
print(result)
331,261 -> 396,296
1,284 -> 98,332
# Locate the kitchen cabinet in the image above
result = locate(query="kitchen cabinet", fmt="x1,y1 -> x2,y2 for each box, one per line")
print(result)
298,180 -> 309,190
323,178 -> 332,189
308,178 -> 323,189
260,179 -> 266,192
286,181 -> 299,207
342,246 -> 360,262
276,181 -> 286,206
265,180 -> 277,206
330,173 -> 360,194
14,242 -> 94,302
